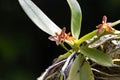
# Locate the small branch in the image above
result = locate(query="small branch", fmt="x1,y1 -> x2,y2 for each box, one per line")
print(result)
60,43 -> 69,51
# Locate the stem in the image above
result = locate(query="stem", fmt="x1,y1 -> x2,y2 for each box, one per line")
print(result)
60,43 -> 69,51
111,20 -> 120,27
76,30 -> 97,45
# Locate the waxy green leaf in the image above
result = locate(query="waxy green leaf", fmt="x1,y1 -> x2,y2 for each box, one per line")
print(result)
18,0 -> 61,36
68,54 -> 94,80
67,0 -> 82,39
68,54 -> 84,80
80,61 -> 94,80
80,46 -> 114,67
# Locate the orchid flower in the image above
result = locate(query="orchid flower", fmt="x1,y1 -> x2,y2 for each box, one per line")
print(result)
96,16 -> 115,35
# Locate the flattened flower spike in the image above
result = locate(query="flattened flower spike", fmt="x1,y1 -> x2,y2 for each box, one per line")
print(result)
96,16 -> 116,35
48,27 -> 76,45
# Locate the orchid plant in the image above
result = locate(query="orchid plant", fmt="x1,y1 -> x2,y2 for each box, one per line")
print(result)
19,0 -> 120,80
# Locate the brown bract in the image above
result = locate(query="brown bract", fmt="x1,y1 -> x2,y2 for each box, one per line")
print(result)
48,27 -> 76,45
96,16 -> 115,35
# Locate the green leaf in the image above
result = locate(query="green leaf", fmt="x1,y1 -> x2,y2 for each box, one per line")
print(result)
68,54 -> 94,80
80,46 -> 114,67
80,61 -> 94,80
18,0 -> 61,36
59,74 -> 64,80
77,30 -> 97,45
67,0 -> 82,39
68,54 -> 84,80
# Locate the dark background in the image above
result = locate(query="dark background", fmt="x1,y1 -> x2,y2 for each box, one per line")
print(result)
0,0 -> 120,80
